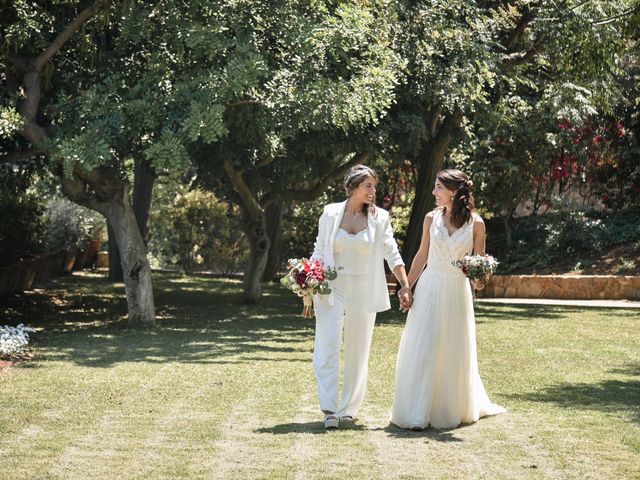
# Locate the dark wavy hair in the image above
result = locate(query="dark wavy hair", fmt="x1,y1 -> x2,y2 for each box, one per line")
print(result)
344,164 -> 378,216
436,169 -> 474,228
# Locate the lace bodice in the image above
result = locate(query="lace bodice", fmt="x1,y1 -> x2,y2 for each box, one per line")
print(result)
426,209 -> 474,276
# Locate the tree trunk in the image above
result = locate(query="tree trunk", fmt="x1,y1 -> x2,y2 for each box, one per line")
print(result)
402,112 -> 461,266
262,199 -> 284,282
61,171 -> 155,327
103,190 -> 156,327
107,222 -> 124,281
132,159 -> 156,245
240,206 -> 270,303
502,214 -> 513,250
107,160 -> 155,281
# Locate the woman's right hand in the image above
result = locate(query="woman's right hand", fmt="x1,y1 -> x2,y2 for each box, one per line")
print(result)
397,286 -> 413,312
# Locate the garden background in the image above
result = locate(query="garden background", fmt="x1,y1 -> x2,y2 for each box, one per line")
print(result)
1,1 -> 639,479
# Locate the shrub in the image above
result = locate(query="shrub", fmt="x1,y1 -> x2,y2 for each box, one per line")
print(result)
44,197 -> 106,253
149,189 -> 248,274
0,191 -> 46,266
388,191 -> 414,253
281,194 -> 331,265
543,211 -> 606,255
487,206 -> 640,273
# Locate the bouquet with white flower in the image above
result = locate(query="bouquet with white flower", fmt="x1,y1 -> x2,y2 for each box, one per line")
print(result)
452,254 -> 499,281
280,258 -> 339,318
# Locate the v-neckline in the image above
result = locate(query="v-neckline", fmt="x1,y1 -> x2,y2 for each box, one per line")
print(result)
440,211 -> 462,238
439,209 -> 463,238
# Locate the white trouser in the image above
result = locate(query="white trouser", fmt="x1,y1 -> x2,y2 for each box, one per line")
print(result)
312,273 -> 376,417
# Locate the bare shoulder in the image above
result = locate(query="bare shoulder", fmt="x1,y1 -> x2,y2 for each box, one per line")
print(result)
472,212 -> 485,234
426,207 -> 443,220
424,209 -> 438,224
472,212 -> 485,225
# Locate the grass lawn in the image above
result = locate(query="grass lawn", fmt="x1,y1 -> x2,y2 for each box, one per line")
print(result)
1,271 -> 638,480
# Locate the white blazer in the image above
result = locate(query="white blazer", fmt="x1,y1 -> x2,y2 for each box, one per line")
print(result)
311,200 -> 404,313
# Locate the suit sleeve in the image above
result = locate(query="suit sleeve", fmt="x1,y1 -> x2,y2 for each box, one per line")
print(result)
383,214 -> 404,271
311,210 -> 329,262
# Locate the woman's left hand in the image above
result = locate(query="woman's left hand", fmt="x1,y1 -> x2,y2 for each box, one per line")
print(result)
471,279 -> 485,291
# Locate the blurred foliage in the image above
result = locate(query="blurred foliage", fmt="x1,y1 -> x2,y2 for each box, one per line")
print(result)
486,206 -> 640,273
149,183 -> 248,274
44,197 -> 105,254
0,191 -> 46,267
1,0 -> 639,280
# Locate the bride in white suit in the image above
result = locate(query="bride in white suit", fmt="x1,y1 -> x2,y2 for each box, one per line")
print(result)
310,164 -> 412,429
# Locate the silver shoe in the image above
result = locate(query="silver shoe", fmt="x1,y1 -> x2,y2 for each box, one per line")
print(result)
324,414 -> 339,429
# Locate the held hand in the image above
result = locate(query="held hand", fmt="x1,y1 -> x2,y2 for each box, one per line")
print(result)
397,286 -> 413,312
471,279 -> 485,291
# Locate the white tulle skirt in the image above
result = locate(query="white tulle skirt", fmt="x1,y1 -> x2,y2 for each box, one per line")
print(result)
391,268 -> 506,430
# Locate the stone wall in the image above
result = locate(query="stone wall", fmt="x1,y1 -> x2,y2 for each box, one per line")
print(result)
483,275 -> 640,300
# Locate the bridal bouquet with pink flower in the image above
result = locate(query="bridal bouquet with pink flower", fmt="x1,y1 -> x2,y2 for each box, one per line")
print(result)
452,254 -> 499,281
280,258 -> 339,318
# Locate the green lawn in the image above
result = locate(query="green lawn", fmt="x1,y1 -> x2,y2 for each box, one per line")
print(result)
1,271 -> 638,479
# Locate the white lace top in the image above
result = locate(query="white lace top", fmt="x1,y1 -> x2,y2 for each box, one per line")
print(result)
333,228 -> 371,275
426,208 -> 475,276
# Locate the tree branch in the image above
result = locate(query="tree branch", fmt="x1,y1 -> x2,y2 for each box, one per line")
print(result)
592,5 -> 640,26
254,156 -> 274,169
279,152 -> 369,202
33,0 -> 111,71
571,0 -> 592,11
223,159 -> 263,218
429,106 -> 442,139
5,52 -> 28,72
502,6 -> 538,50
0,148 -> 42,165
60,174 -> 105,212
21,119 -> 50,145
432,109 -> 462,154
501,37 -> 543,67
226,99 -> 261,109
15,0 -> 109,148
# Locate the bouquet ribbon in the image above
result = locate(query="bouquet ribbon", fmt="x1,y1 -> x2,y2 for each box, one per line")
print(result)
301,293 -> 314,319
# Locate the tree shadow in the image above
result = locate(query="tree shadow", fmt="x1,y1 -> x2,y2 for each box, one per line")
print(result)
473,303 -> 635,322
375,301 -> 619,326
505,362 -> 640,423
2,272 -> 317,368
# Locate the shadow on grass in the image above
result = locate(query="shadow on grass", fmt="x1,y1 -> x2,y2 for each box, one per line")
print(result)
505,362 -> 640,423
373,423 -> 464,442
256,421 -> 467,440
3,271 -> 317,369
256,420 -> 367,435
375,301 -> 628,326
474,304 -> 639,323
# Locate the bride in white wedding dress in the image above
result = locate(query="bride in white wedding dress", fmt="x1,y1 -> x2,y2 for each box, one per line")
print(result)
391,169 -> 506,430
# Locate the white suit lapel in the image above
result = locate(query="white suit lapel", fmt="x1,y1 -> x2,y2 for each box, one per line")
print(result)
367,207 -> 377,252
323,201 -> 347,268
331,200 -> 348,238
